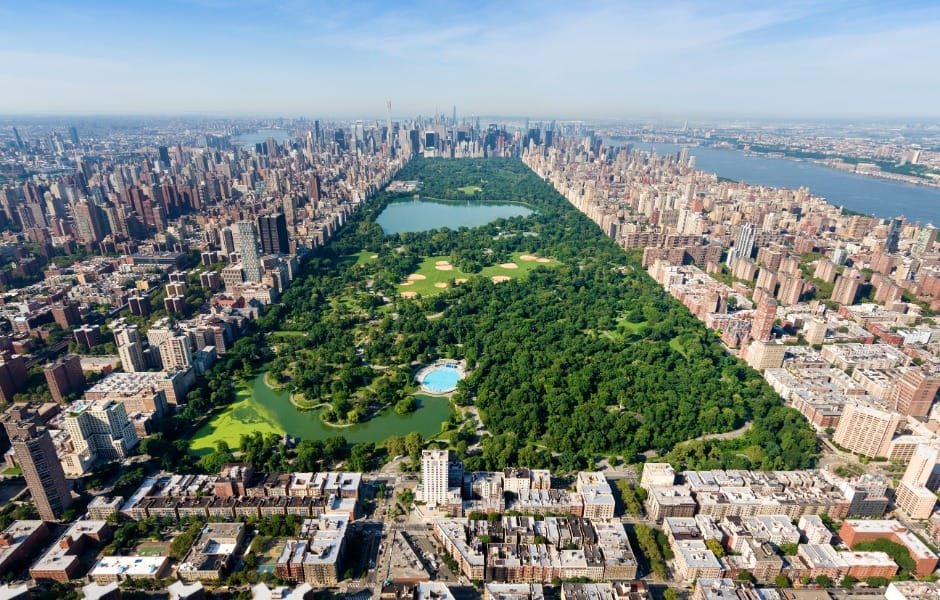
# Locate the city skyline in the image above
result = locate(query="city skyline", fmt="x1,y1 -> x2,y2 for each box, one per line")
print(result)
1,0 -> 939,119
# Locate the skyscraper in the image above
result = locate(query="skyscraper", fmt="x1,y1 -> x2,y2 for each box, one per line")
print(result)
751,293 -> 777,342
1,406 -> 73,521
726,223 -> 756,267
234,221 -> 262,283
73,200 -> 106,244
885,218 -> 903,253
421,449 -> 449,506
258,212 -> 289,255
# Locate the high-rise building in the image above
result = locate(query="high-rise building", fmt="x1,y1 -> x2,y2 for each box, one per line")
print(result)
159,334 -> 193,371
128,293 -> 152,317
832,273 -> 861,306
118,340 -> 147,373
751,294 -> 777,342
51,302 -> 81,329
726,223 -> 755,267
805,318 -> 827,345
43,354 -> 86,403
421,449 -> 450,506
1,406 -> 73,521
73,324 -> 101,348
913,227 -> 937,255
0,356 -> 29,403
833,402 -> 902,459
744,340 -> 786,371
258,213 -> 289,255
118,342 -> 146,373
220,226 -> 236,259
885,218 -> 903,253
890,368 -> 940,418
896,445 -> 940,520
73,200 -> 106,244
65,399 -> 138,461
902,445 -> 940,489
234,221 -> 262,283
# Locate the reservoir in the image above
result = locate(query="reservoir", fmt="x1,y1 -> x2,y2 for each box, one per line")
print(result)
377,199 -> 533,234
189,371 -> 453,455
619,139 -> 940,225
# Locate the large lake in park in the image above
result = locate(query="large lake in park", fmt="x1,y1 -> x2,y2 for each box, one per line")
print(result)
377,199 -> 533,234
189,371 -> 453,455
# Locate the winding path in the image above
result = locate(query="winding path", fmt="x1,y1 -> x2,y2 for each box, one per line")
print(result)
679,420 -> 753,445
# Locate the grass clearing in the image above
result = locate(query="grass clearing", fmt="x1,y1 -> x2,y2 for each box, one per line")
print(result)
455,185 -> 483,194
669,337 -> 689,359
398,252 -> 560,297
350,249 -> 379,266
270,330 -> 306,338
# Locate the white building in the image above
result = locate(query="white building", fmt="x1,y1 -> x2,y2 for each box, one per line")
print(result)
65,398 -> 138,461
422,449 -> 450,506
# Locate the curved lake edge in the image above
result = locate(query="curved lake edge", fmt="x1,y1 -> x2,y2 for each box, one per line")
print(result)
188,370 -> 455,455
376,198 -> 535,234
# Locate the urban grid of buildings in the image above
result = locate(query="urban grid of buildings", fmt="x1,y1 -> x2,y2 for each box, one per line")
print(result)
0,116 -> 940,597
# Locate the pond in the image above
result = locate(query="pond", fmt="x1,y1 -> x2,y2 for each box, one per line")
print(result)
376,199 -> 533,234
189,371 -> 453,455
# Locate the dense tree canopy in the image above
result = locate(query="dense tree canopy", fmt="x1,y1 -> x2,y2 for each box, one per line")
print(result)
258,158 -> 817,471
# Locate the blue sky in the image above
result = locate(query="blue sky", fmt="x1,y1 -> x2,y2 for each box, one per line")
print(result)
0,0 -> 938,119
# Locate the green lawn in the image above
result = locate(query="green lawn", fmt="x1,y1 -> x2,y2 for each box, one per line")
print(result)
352,250 -> 379,265
189,392 -> 284,456
399,252 -> 559,297
668,337 -> 689,359
1,467 -> 22,476
455,185 -> 483,194
134,543 -> 169,557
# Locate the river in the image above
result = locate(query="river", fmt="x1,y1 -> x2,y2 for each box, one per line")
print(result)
614,139 -> 940,225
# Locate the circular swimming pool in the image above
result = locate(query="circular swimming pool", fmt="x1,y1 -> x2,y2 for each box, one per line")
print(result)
420,365 -> 462,394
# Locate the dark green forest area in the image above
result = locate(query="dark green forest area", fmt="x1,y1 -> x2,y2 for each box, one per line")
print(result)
257,158 -> 817,472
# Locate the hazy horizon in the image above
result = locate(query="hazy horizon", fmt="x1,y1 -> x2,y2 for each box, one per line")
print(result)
2,0 -> 939,120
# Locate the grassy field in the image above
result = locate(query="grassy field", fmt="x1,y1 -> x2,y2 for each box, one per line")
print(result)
270,330 -> 306,338
398,252 -> 559,297
134,542 -> 169,557
189,391 -> 283,456
455,185 -> 483,194
351,250 -> 379,265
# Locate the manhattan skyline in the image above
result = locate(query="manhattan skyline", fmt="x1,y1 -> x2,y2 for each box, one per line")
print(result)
1,0 -> 939,119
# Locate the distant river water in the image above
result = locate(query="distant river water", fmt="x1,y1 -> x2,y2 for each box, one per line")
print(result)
615,139 -> 940,225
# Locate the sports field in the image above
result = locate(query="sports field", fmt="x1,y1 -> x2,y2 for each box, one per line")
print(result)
134,542 -> 169,557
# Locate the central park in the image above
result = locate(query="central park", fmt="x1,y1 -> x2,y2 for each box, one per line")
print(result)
180,158 -> 817,475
